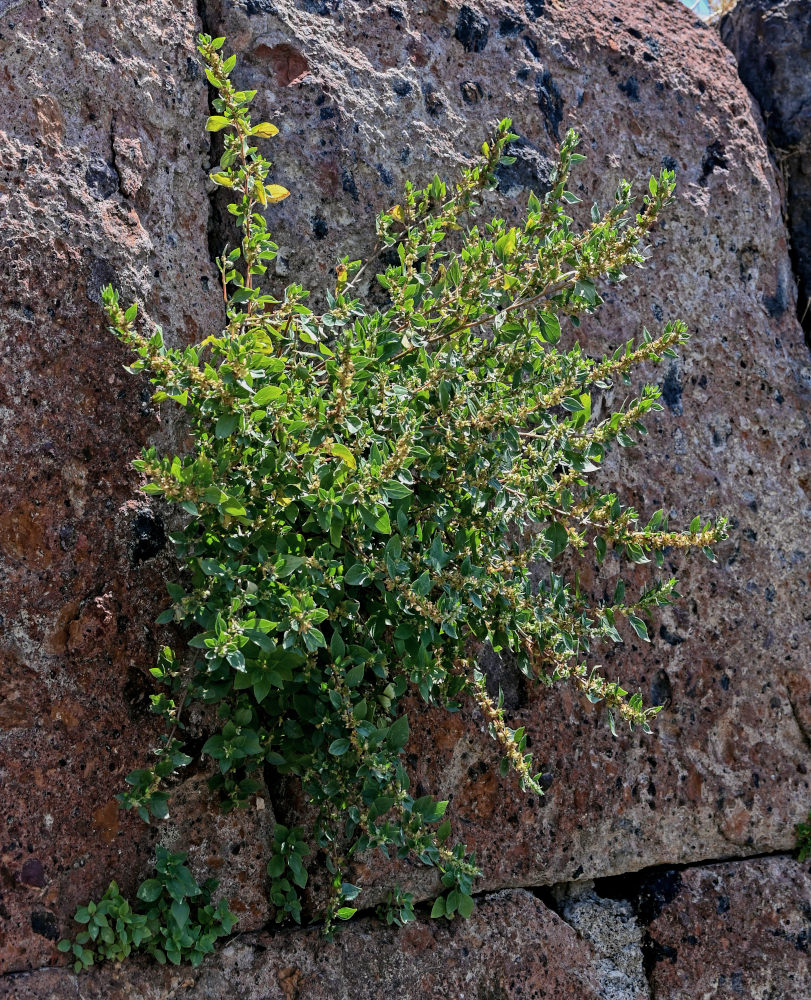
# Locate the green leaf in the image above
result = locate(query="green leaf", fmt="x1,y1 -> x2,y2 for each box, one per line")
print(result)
136,879 -> 163,903
329,738 -> 351,756
430,897 -> 446,918
276,554 -> 305,577
251,122 -> 279,138
336,907 -> 357,920
253,385 -> 282,406
627,615 -> 649,642
205,115 -> 230,132
386,714 -> 410,751
328,442 -> 356,469
545,522 -> 568,559
344,563 -> 369,586
215,414 -> 239,438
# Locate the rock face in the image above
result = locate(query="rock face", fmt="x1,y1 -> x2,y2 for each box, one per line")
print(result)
1,0 -> 809,995
2,889 -> 608,999
646,856 -> 811,999
720,0 -> 811,342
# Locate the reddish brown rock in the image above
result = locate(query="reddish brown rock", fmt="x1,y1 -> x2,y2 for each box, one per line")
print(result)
1,889 -> 606,999
206,0 -> 811,902
0,0 -> 224,975
1,0 -> 810,988
645,856 -> 811,998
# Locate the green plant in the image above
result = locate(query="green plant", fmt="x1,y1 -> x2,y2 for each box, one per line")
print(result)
58,847 -> 237,970
796,811 -> 811,862
100,33 -> 726,936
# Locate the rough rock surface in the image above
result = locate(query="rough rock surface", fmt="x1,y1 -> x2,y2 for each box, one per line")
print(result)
555,881 -> 648,1000
1,889 -> 607,999
1,0 -> 809,992
205,0 -> 811,902
0,0 -> 237,976
646,855 -> 811,999
721,0 -> 811,341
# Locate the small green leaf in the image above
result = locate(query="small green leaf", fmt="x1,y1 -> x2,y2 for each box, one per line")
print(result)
205,115 -> 230,132
215,414 -> 239,438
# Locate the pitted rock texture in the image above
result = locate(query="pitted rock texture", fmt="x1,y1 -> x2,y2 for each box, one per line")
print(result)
646,855 -> 811,999
555,881 -> 648,1000
1,0 -> 810,988
1,889 -> 607,999
204,0 -> 810,905
0,0 -> 233,976
720,0 -> 811,340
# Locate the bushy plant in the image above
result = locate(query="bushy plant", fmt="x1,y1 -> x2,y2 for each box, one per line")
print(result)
58,848 -> 237,970
100,34 -> 726,934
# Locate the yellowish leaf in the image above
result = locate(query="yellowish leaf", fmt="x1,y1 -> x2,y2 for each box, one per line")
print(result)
205,115 -> 230,132
210,172 -> 233,188
265,184 -> 290,204
256,180 -> 267,206
251,122 -> 279,138
327,442 -> 356,470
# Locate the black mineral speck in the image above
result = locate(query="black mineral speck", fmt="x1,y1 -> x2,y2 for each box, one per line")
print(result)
658,625 -> 684,647
523,35 -> 540,59
85,155 -> 119,200
661,362 -> 683,415
392,78 -> 412,97
376,163 -> 393,187
244,0 -> 277,13
460,80 -> 484,104
495,135 -> 554,197
319,106 -> 335,120
341,169 -> 358,201
650,669 -> 673,707
312,216 -> 329,240
455,5 -> 490,53
525,0 -> 545,18
700,140 -> 728,184
535,70 -> 563,139
716,895 -> 731,914
132,509 -> 166,564
661,154 -> 678,172
618,75 -> 640,101
31,910 -> 59,940
499,15 -> 523,35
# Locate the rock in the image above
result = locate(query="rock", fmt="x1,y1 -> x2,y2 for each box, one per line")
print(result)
204,0 -> 810,905
159,773 -> 275,929
720,0 -> 811,341
1,0 -> 810,988
0,0 -> 222,975
555,881 -> 649,1000
1,889 -> 607,999
645,856 -> 811,998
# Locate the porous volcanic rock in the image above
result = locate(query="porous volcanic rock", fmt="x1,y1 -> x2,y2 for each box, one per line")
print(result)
1,889 -> 607,999
203,0 -> 811,902
1,0 -> 810,988
0,0 -> 231,975
720,0 -> 811,341
645,855 -> 811,998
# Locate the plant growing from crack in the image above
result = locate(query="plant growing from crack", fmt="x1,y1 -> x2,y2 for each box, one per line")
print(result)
63,31 -> 727,964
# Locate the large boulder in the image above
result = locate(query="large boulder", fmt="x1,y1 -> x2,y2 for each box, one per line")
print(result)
204,0 -> 810,898
1,0 -> 809,991
721,0 -> 811,342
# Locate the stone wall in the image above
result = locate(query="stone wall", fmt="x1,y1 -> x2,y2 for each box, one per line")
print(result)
1,0 -> 808,996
